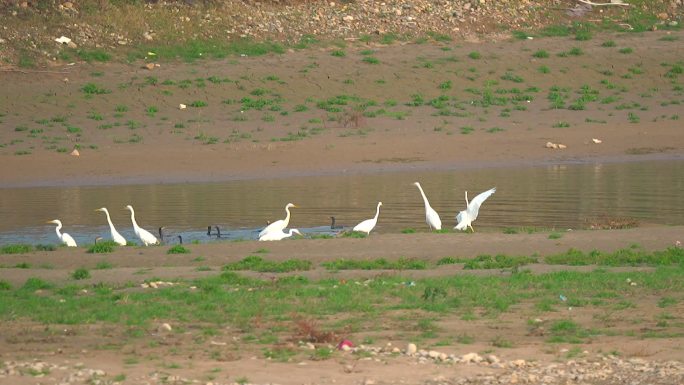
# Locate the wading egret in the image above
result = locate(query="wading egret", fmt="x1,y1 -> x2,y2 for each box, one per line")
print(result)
259,228 -> 302,241
95,207 -> 127,246
353,202 -> 382,235
47,219 -> 77,247
454,187 -> 496,232
414,182 -> 442,231
125,205 -> 159,246
258,203 -> 297,238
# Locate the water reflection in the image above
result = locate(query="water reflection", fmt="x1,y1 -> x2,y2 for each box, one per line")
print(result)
1,160 -> 683,245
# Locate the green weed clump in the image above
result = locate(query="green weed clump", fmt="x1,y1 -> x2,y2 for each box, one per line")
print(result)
462,254 -> 537,270
72,268 -> 91,280
545,247 -> 684,266
222,255 -> 312,273
81,83 -> 111,95
167,245 -> 191,254
87,241 -> 118,254
1,244 -> 32,254
322,257 -> 427,270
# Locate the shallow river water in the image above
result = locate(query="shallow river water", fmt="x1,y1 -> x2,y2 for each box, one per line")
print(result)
1,160 -> 683,245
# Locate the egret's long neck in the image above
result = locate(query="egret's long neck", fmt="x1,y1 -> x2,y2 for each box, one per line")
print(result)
465,191 -> 470,207
104,211 -> 115,230
374,203 -> 381,220
54,223 -> 62,237
283,206 -> 291,225
129,209 -> 140,229
417,185 -> 430,208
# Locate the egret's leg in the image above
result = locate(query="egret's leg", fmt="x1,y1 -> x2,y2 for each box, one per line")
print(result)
469,224 -> 475,233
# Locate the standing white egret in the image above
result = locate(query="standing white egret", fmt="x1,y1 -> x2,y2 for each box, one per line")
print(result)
258,228 -> 303,241
454,187 -> 496,232
125,205 -> 159,246
95,207 -> 127,246
47,219 -> 77,247
258,203 -> 297,238
414,182 -> 442,231
353,202 -> 383,235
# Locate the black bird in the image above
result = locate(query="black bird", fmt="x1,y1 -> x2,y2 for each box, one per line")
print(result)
177,235 -> 183,244
330,216 -> 344,230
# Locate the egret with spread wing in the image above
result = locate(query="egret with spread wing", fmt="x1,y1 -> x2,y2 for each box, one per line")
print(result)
259,228 -> 303,241
454,187 -> 496,232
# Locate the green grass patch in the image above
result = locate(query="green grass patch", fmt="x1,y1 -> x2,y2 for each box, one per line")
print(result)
167,245 -> 191,254
545,247 -> 684,266
462,254 -> 537,270
1,244 -> 32,254
136,39 -> 285,62
322,257 -> 427,271
87,241 -> 117,254
222,256 -> 311,273
77,49 -> 111,62
81,83 -> 111,95
72,268 -> 91,280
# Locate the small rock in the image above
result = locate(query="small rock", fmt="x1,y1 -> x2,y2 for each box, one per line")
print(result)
159,323 -> 172,332
406,343 -> 417,355
486,354 -> 500,364
144,63 -> 155,70
70,149 -> 79,156
179,104 -> 187,110
342,15 -> 354,22
510,359 -> 527,367
592,138 -> 602,144
461,352 -> 483,363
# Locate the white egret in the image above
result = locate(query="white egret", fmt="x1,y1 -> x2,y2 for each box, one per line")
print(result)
259,228 -> 303,241
414,182 -> 442,231
47,219 -> 77,247
454,187 -> 496,232
125,205 -> 159,246
258,203 -> 297,238
353,202 -> 382,235
95,207 -> 127,246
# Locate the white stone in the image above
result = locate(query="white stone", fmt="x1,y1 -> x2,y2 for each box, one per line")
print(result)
406,343 -> 417,355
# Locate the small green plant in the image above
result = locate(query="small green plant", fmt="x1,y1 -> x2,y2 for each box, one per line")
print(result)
468,51 -> 481,60
362,56 -> 380,64
601,40 -> 616,47
81,83 -> 111,95
331,50 -> 345,57
95,261 -> 113,269
189,101 -> 208,108
548,232 -> 563,239
167,245 -> 190,254
72,268 -> 91,280
1,244 -> 32,254
87,241 -> 117,254
619,47 -> 633,54
532,50 -> 549,58
460,126 -> 474,134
